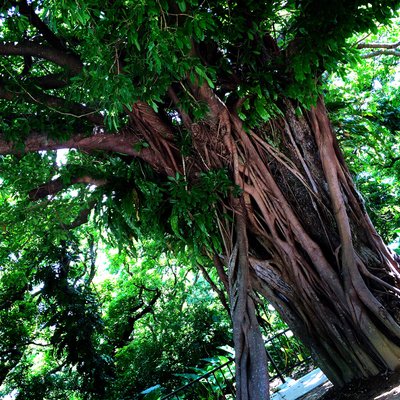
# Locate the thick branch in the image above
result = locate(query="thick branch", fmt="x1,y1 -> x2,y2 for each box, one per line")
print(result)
0,84 -> 104,125
3,3 -> 79,88
28,176 -> 107,200
0,131 -> 174,175
0,42 -> 82,74
30,73 -> 71,89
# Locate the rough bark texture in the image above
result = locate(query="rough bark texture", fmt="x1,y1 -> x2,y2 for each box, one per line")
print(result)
230,208 -> 269,399
219,96 -> 400,388
158,84 -> 400,392
1,37 -> 400,397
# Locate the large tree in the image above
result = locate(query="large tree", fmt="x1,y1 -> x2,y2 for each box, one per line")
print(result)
1,1 -> 400,398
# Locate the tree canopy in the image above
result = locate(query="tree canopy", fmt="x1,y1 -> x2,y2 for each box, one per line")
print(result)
1,0 -> 398,132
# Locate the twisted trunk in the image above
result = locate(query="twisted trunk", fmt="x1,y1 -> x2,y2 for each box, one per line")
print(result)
236,100 -> 400,388
170,88 -> 400,396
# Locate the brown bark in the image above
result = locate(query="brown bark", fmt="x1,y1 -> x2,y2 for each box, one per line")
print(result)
12,0 -> 67,51
160,82 -> 400,390
225,97 -> 400,386
8,3 -> 400,396
197,262 -> 230,314
0,86 -> 104,125
28,176 -> 107,200
357,40 -> 400,57
187,83 -> 271,397
230,207 -> 269,400
0,130 -> 173,174
0,42 -> 82,74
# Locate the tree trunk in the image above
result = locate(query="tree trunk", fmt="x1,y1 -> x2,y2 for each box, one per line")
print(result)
224,97 -> 400,389
229,207 -> 270,399
173,85 -> 400,395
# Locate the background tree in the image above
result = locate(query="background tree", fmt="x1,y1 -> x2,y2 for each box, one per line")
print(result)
1,1 -> 400,399
325,19 -> 400,244
0,191 -> 232,400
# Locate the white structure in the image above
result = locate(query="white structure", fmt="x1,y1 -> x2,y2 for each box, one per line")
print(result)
271,368 -> 329,400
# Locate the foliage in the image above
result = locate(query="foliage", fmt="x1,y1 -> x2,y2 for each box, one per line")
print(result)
325,19 -> 400,246
1,0 -> 400,398
155,308 -> 312,399
0,174 -> 231,398
1,0 -> 399,131
103,247 -> 231,398
0,148 -> 310,399
172,354 -> 236,400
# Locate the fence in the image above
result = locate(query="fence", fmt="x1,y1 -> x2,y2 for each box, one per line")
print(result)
161,328 -> 313,399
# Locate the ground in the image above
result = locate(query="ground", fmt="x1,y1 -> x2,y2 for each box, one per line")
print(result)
300,371 -> 400,400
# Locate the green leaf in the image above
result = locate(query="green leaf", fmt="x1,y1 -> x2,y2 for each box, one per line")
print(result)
177,0 -> 186,12
255,98 -> 270,120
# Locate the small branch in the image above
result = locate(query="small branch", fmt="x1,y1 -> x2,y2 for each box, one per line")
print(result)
47,361 -> 67,375
0,42 -> 82,74
0,81 -> 104,125
383,156 -> 400,169
30,73 -> 71,89
112,289 -> 161,350
133,283 -> 160,293
85,235 -> 97,284
3,2 -> 80,88
198,262 -> 230,313
133,289 -> 161,321
28,178 -> 65,200
361,49 -> 400,58
357,41 -> 400,50
357,40 -> 400,58
28,176 -> 107,200
15,0 -> 67,50
65,203 -> 96,230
